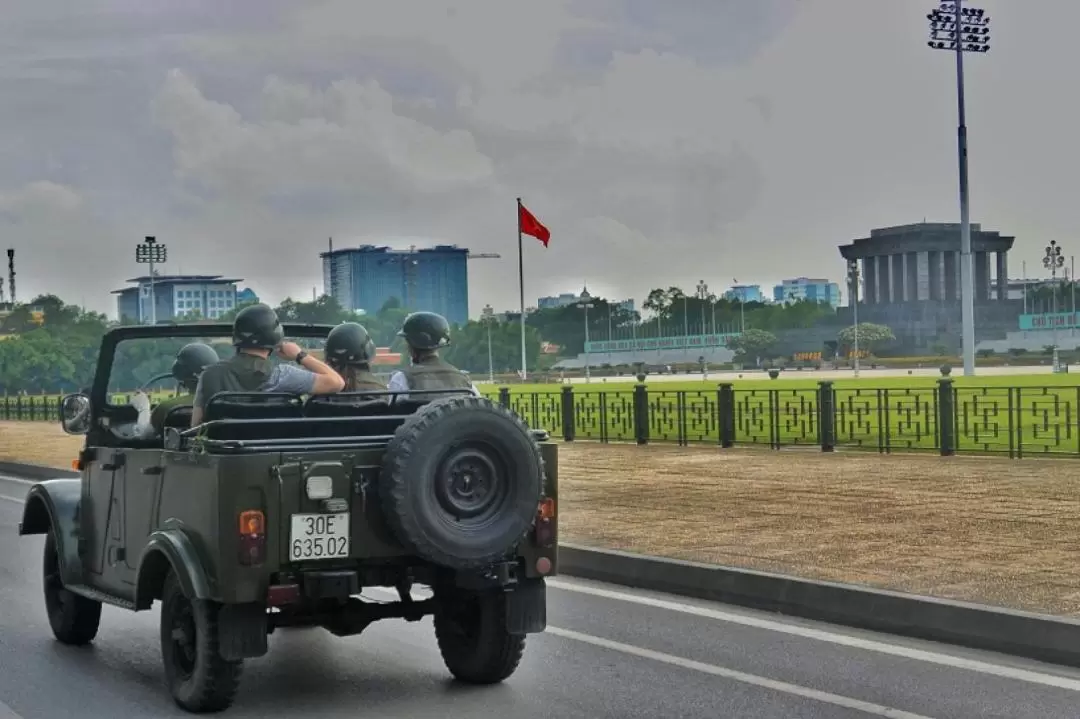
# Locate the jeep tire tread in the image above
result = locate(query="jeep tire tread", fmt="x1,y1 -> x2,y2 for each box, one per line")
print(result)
380,395 -> 545,569
43,531 -> 102,645
159,569 -> 242,713
434,588 -> 525,684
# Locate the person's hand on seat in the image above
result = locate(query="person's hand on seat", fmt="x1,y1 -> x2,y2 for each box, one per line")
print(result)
131,391 -> 151,414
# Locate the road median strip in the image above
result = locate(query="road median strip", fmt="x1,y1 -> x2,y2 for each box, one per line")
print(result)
558,543 -> 1080,669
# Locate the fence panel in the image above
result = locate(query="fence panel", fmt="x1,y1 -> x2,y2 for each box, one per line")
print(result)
731,388 -> 819,448
832,387 -> 939,453
506,390 -> 564,438
572,390 -> 636,442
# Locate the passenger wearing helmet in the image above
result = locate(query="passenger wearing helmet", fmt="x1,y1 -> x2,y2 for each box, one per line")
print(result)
387,311 -> 480,400
324,322 -> 386,392
190,303 -> 345,426
130,342 -> 220,437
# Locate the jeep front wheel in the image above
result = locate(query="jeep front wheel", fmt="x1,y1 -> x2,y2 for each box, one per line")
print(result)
43,531 -> 101,645
434,588 -> 525,684
159,569 -> 242,713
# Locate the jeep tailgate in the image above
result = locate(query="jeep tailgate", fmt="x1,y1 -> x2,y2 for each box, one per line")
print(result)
274,457 -> 408,567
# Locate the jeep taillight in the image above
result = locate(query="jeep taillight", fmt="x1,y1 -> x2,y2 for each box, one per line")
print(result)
238,510 -> 266,566
534,498 -> 555,547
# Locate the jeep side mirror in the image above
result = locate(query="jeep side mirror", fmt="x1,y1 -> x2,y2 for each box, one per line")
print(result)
60,393 -> 92,435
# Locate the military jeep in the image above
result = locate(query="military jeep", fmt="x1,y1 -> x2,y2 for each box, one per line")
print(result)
18,323 -> 557,713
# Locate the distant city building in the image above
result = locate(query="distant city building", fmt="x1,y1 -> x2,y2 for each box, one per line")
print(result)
991,278 -> 1057,302
773,278 -> 841,307
321,244 -> 469,326
537,292 -> 635,313
836,221 -> 1020,352
838,222 -> 1014,305
236,288 -> 260,305
537,293 -> 579,309
112,274 -> 243,323
723,285 -> 765,303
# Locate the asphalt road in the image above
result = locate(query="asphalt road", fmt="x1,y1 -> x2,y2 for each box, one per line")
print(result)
4,474 -> 1080,719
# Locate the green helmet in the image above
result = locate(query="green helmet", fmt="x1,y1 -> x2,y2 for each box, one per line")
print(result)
325,322 -> 376,366
232,303 -> 284,349
397,311 -> 451,351
171,343 -> 220,387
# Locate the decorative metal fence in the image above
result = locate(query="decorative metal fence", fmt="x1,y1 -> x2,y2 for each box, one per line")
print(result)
496,381 -> 1080,458
6,381 -> 1080,458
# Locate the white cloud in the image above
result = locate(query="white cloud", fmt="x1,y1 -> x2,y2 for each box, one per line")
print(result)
0,181 -> 84,216
2,0 -> 1078,318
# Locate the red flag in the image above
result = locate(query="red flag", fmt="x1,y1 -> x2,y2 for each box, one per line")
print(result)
518,201 -> 550,247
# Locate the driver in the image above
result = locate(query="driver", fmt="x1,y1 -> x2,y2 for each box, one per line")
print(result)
324,322 -> 386,392
130,342 -> 219,437
190,303 -> 344,426
387,311 -> 480,400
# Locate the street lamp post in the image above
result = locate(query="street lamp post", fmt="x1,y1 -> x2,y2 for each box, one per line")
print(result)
695,280 -> 709,333
847,260 -> 861,378
482,304 -> 495,383
927,1 -> 990,377
1044,241 -> 1065,371
580,300 -> 595,382
135,236 -> 167,325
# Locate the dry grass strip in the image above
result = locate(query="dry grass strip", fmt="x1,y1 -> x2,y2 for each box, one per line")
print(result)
5,421 -> 1079,615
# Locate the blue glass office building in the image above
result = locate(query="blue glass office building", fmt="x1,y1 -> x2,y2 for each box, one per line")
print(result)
321,245 -> 470,326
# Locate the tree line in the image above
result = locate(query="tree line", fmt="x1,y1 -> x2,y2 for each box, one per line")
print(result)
0,285 -> 880,393
0,293 -> 548,393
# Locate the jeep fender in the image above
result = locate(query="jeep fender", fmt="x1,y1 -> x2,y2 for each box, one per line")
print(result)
134,529 -> 211,610
18,479 -> 85,586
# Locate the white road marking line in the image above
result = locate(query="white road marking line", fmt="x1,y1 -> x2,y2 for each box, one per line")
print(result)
547,578 -> 1080,691
546,626 -> 935,719
0,475 -> 33,486
2,480 -> 1072,696
364,588 -> 930,717
0,698 -> 25,719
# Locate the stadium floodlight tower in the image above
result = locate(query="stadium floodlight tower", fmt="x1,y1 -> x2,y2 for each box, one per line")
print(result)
927,0 -> 990,377
135,236 -> 167,325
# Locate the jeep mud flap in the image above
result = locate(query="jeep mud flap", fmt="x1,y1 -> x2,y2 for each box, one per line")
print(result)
218,603 -> 269,660
505,578 -> 546,634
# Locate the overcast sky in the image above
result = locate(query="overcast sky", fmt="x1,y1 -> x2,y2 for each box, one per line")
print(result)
1,0 -> 1075,317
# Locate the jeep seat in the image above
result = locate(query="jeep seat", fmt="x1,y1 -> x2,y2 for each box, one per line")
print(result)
202,392 -> 304,441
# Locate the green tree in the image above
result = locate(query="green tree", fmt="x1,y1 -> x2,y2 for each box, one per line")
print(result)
725,328 -> 777,361
837,323 -> 896,354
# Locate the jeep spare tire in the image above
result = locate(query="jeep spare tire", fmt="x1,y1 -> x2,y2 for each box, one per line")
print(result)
380,395 -> 545,569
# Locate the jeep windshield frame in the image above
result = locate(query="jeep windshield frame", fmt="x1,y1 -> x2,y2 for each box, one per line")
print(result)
87,322 -> 336,412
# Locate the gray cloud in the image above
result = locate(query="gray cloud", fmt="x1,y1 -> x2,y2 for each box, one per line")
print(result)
0,0 -> 1074,316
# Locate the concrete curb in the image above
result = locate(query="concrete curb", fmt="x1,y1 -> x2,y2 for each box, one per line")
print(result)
0,462 -> 78,480
558,543 -> 1080,668
6,462 -> 1078,667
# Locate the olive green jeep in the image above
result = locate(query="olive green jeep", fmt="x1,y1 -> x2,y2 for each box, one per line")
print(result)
18,323 -> 557,713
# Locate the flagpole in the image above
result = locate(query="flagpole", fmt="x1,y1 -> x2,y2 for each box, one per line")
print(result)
517,197 -> 527,381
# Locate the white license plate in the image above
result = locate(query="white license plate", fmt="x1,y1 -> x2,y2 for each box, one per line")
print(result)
289,513 -> 351,561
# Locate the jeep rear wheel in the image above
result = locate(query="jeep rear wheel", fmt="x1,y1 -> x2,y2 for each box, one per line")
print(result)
434,588 -> 525,684
43,531 -> 101,645
380,396 -> 545,569
159,570 -> 242,713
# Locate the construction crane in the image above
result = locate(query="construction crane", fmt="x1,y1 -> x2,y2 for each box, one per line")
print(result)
467,252 -> 501,260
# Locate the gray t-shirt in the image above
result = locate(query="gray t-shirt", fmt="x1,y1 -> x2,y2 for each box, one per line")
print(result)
194,362 -> 317,409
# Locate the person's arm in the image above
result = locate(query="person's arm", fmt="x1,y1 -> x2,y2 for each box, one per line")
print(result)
387,371 -> 409,395
190,377 -> 206,427
130,391 -> 154,433
277,341 -> 344,394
